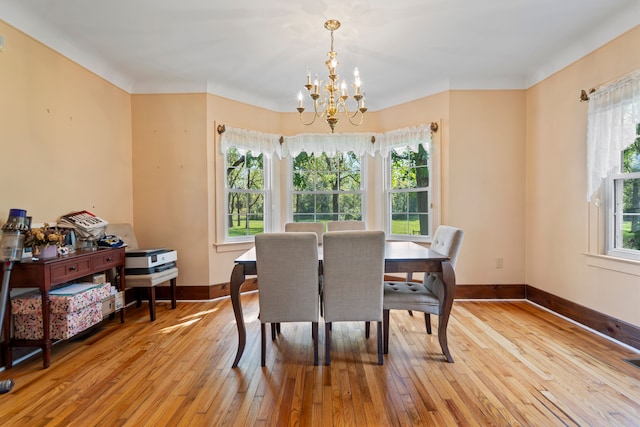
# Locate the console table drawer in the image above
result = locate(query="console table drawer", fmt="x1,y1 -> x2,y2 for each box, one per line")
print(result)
50,259 -> 92,284
93,250 -> 124,269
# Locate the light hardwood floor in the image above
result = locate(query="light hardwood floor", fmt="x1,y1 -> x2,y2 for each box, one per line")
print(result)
1,292 -> 639,426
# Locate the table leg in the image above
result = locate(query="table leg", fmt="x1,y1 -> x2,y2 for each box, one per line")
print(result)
2,271 -> 12,369
230,263 -> 246,368
119,264 -> 126,323
438,260 -> 456,363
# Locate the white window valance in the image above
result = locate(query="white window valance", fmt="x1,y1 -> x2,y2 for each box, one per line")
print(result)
219,126 -> 282,159
375,125 -> 433,158
219,124 -> 433,159
586,70 -> 640,201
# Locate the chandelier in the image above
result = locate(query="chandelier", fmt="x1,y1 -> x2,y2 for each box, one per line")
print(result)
296,19 -> 367,133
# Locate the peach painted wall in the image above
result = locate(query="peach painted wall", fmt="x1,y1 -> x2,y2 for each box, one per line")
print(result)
526,25 -> 640,326
0,21 -> 133,228
130,94 -> 209,287
377,90 -> 527,285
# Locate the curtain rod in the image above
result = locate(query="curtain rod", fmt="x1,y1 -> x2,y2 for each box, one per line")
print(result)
579,68 -> 640,102
216,122 -> 439,137
579,88 -> 596,102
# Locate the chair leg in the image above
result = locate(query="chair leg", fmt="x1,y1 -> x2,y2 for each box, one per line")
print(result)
425,313 -> 432,334
276,322 -> 281,334
365,321 -> 370,338
383,309 -> 390,354
312,322 -> 318,366
135,289 -> 142,307
325,322 -> 331,366
149,287 -> 157,321
261,323 -> 267,367
377,321 -> 383,365
170,277 -> 177,309
271,323 -> 277,340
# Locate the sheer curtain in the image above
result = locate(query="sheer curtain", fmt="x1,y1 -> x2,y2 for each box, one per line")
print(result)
220,124 -> 433,158
586,71 -> 640,201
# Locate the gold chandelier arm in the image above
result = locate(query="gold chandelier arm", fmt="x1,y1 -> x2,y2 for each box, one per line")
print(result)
337,100 -> 365,126
346,111 -> 365,126
299,97 -> 327,126
298,111 -> 318,126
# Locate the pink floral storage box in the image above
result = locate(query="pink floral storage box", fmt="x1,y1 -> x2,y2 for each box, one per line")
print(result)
11,283 -> 111,340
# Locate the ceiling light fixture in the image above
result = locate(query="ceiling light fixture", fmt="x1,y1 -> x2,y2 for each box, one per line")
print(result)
296,19 -> 367,133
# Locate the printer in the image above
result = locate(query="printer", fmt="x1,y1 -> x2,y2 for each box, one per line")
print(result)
125,248 -> 178,275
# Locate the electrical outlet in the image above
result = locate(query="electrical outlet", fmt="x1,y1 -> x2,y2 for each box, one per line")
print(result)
495,257 -> 503,269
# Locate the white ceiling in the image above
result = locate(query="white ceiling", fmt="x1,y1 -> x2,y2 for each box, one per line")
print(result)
1,0 -> 640,112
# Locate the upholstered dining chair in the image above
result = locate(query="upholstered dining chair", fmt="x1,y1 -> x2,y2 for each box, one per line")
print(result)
284,221 -> 324,245
255,232 -> 320,366
383,225 -> 464,362
105,223 -> 178,322
285,221 -> 325,315
326,220 -> 366,232
322,230 -> 386,365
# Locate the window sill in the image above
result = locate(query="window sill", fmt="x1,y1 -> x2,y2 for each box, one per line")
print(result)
213,241 -> 254,253
387,234 -> 431,244
584,253 -> 640,277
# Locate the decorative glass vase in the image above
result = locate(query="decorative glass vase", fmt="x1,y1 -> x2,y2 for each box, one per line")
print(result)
33,245 -> 58,260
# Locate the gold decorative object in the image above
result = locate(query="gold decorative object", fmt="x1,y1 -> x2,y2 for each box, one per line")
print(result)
297,20 -> 367,133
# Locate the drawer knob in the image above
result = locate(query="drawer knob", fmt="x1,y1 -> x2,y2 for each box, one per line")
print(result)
69,266 -> 77,271
106,257 -> 112,262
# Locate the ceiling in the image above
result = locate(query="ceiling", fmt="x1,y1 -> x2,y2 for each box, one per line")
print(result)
1,0 -> 640,112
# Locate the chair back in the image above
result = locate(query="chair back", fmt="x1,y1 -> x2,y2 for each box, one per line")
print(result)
326,220 -> 366,232
255,232 -> 319,323
322,230 -> 385,322
430,226 -> 464,267
284,222 -> 324,244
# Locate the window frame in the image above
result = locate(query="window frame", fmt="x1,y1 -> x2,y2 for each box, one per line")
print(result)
223,148 -> 272,243
605,167 -> 640,261
384,144 -> 433,242
288,151 -> 367,225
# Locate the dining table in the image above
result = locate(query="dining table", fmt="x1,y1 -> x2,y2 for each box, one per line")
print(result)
229,240 -> 455,368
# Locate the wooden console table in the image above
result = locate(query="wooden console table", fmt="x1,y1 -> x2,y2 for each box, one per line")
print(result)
1,247 -> 126,369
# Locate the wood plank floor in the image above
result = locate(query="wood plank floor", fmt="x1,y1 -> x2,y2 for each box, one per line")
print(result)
1,293 -> 639,426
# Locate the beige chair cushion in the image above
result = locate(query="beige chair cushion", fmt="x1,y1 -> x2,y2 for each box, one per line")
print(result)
322,230 -> 385,322
383,281 -> 440,313
429,225 -> 464,267
125,267 -> 179,288
284,222 -> 324,245
255,232 -> 319,323
326,221 -> 366,231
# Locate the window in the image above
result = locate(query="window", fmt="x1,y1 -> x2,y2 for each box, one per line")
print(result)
291,151 -> 363,222
386,144 -> 431,238
607,124 -> 640,260
225,147 -> 269,240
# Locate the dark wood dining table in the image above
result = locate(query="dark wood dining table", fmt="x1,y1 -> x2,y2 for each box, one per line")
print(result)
229,241 -> 455,368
